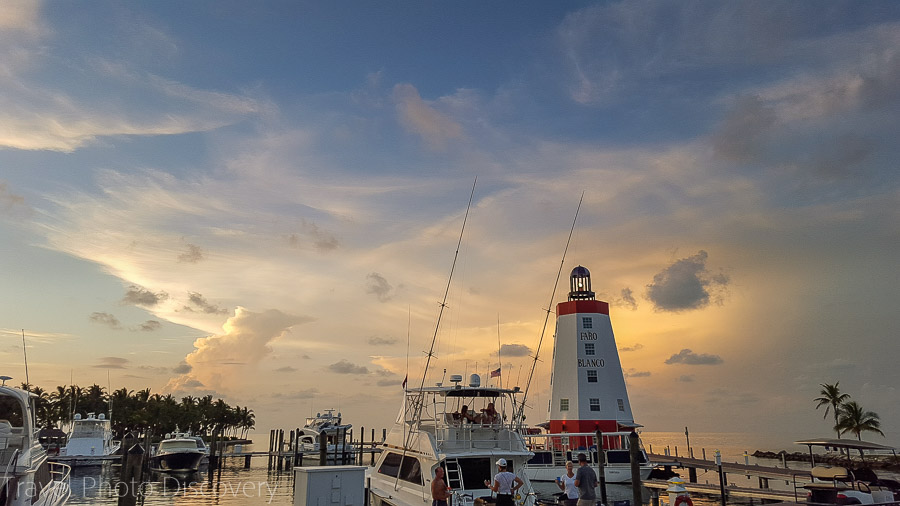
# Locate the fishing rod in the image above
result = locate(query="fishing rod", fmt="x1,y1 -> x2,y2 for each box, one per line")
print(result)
516,192 -> 584,425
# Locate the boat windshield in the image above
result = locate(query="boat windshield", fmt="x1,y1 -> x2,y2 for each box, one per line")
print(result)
71,420 -> 109,438
160,440 -> 202,452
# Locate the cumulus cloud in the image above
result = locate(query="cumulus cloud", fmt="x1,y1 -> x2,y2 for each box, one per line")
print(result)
499,344 -> 532,357
122,285 -> 168,306
664,349 -> 723,366
172,361 -> 191,374
165,307 -> 312,393
178,243 -> 204,263
368,336 -> 399,346
94,356 -> 128,369
134,320 -> 161,332
393,83 -> 463,150
619,343 -> 643,352
646,251 -> 729,312
89,312 -> 121,329
183,292 -> 228,315
365,273 -> 394,302
328,360 -> 369,375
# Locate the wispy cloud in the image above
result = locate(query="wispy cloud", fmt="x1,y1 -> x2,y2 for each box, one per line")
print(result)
393,83 -> 463,150
89,312 -> 121,329
665,349 -> 724,366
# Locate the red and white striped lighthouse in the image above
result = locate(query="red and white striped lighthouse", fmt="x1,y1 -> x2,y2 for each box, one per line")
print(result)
546,265 -> 636,448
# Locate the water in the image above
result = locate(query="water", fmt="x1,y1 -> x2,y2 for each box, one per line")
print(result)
66,432 -> 896,505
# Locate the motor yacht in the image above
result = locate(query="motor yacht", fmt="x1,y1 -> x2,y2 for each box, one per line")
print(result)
368,373 -> 538,506
0,376 -> 70,506
149,432 -> 207,473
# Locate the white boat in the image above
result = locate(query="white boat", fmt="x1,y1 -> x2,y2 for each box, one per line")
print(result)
368,373 -> 538,506
523,265 -> 655,484
149,432 -> 207,473
0,376 -> 71,506
296,410 -> 355,463
57,413 -> 120,464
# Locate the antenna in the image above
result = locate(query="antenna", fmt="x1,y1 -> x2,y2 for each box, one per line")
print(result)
21,329 -> 30,389
517,191 -> 584,424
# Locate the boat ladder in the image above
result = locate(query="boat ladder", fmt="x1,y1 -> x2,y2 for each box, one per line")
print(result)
445,458 -> 463,490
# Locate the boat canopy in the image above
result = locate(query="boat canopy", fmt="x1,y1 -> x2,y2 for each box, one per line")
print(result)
795,439 -> 896,451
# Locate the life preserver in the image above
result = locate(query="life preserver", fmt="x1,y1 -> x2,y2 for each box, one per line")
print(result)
674,495 -> 693,506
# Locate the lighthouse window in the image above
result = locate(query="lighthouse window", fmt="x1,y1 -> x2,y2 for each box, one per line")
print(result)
582,317 -> 593,329
584,343 -> 595,355
560,398 -> 569,411
586,370 -> 598,383
589,398 -> 600,411
617,399 -> 625,412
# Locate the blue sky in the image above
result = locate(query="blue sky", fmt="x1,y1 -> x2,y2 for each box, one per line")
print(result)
2,0 -> 900,448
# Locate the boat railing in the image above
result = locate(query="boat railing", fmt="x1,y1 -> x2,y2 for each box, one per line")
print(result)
45,461 -> 72,502
434,426 -> 527,453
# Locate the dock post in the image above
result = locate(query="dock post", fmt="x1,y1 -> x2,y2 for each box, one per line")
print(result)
267,429 -> 274,471
117,444 -> 144,506
319,431 -> 327,466
689,467 -> 697,483
715,450 -> 726,506
245,454 -> 251,469
630,431 -> 643,506
595,430 -> 608,506
685,427 -> 692,459
277,429 -> 284,471
702,448 -> 706,461
359,426 -> 364,465
651,490 -> 659,506
371,428 -> 376,466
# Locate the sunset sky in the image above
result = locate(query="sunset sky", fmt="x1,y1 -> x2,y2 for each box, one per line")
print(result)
2,1 -> 899,450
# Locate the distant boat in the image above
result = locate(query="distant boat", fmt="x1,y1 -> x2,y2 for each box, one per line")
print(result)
58,412 -> 120,464
149,432 -> 207,473
0,375 -> 71,506
296,409 -> 354,463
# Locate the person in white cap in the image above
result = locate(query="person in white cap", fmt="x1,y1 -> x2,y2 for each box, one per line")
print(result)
483,458 -> 523,506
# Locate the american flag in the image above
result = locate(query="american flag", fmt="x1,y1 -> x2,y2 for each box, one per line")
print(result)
490,367 -> 501,378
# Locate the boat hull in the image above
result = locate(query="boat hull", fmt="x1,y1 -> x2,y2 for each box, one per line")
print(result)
150,451 -> 205,473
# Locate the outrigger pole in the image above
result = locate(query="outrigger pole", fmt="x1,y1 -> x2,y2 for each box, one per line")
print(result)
516,192 -> 583,425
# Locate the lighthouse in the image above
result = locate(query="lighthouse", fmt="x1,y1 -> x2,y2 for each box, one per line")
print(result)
547,265 -> 636,449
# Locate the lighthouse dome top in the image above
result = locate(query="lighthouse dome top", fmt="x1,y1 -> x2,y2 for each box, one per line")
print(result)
568,265 -> 595,301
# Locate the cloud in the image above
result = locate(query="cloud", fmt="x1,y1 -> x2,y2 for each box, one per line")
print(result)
618,287 -> 638,310
499,344 -> 532,358
272,389 -> 318,400
122,285 -> 168,306
178,243 -> 204,263
94,356 -> 129,369
0,182 -> 27,214
276,366 -> 297,373
393,83 -> 463,150
327,360 -> 369,375
134,320 -> 161,332
172,361 -> 191,374
368,336 -> 399,346
183,292 -> 228,315
286,219 -> 339,252
89,312 -> 121,329
165,307 -> 312,393
646,251 -> 729,312
365,273 -> 394,302
678,375 -> 695,383
664,349 -> 724,366
625,369 -> 651,378
619,343 -> 643,352
377,377 -> 403,387
712,95 -> 778,163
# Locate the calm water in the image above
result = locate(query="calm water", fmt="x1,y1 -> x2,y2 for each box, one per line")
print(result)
65,432 -> 894,505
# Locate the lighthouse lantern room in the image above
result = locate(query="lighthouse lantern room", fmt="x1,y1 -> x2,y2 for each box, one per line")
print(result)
546,265 -> 637,450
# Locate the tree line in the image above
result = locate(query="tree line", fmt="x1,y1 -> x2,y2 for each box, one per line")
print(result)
814,382 -> 884,440
23,383 -> 255,440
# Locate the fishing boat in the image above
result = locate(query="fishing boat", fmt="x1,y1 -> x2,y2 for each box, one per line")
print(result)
368,373 -> 538,506
296,410 -> 354,463
0,376 -> 71,506
522,265 -> 654,483
149,432 -> 207,473
57,413 -> 120,464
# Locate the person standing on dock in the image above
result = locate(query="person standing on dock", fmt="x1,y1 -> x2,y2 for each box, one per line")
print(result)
556,460 -> 579,506
431,466 -> 450,506
574,453 -> 599,506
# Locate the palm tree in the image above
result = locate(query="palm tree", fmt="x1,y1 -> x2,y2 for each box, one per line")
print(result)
836,401 -> 884,441
814,382 -> 850,438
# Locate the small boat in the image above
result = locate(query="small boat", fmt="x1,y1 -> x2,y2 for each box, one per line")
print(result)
0,375 -> 71,506
368,373 -> 538,506
296,410 -> 354,463
57,412 -> 120,464
149,432 -> 207,473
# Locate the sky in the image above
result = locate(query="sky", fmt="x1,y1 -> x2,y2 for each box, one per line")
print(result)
2,0 -> 899,451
